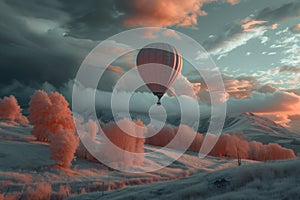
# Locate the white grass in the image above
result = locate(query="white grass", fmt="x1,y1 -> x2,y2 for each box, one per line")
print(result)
0,122 -> 255,199
70,159 -> 300,200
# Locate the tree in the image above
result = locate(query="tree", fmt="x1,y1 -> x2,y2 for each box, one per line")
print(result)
47,92 -> 78,167
29,91 -> 78,167
50,126 -> 79,168
0,95 -> 28,124
29,90 -> 52,141
101,119 -> 145,167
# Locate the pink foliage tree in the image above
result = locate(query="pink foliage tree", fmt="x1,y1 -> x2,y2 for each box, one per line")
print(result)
50,126 -> 79,168
29,90 -> 52,141
146,125 -> 175,147
101,119 -> 145,167
29,90 -> 78,168
0,95 -> 28,124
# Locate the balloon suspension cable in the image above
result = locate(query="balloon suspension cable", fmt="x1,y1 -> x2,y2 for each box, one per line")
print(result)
156,99 -> 161,106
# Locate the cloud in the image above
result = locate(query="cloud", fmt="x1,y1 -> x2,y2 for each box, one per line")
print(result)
162,29 -> 181,39
204,24 -> 267,56
225,91 -> 300,128
290,24 -> 300,34
278,66 -> 300,73
107,65 -> 124,74
287,114 -> 300,132
257,84 -> 278,93
227,91 -> 300,114
58,0 -> 124,39
117,0 -> 240,28
255,2 -> 300,23
0,80 -> 58,109
241,20 -> 267,32
196,75 -> 261,100
0,0 -> 97,87
48,0 -> 242,38
223,76 -> 258,98
136,29 -> 181,39
172,76 -> 201,98
225,0 -> 239,5
117,0 -> 208,27
203,2 -> 300,56
286,88 -> 300,96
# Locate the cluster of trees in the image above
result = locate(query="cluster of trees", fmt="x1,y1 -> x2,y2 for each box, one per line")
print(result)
0,95 -> 28,124
0,91 -> 296,169
146,125 -> 296,161
28,91 -> 146,168
0,91 -> 147,169
75,118 -> 146,168
29,91 -> 79,168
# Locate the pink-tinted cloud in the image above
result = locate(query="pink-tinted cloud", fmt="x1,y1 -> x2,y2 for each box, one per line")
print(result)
137,29 -> 181,39
271,23 -> 278,29
197,76 -> 258,101
172,76 -> 201,98
225,0 -> 240,5
228,91 -> 300,114
162,29 -> 181,39
291,24 -> 300,33
107,65 -> 124,74
224,78 -> 257,98
122,0 -> 207,27
121,0 -> 239,27
241,20 -> 267,32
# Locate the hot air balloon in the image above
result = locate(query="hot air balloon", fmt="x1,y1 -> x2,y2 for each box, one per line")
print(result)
136,43 -> 182,105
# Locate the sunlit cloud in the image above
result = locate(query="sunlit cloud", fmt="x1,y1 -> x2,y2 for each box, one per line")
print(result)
119,0 -> 240,28
290,24 -> 300,34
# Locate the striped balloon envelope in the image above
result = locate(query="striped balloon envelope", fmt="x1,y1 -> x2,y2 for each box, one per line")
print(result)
136,43 -> 182,105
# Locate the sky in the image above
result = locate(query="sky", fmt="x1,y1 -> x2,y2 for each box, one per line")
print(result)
0,0 -> 299,131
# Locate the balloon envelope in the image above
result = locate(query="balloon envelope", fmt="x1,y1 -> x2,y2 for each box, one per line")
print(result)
136,43 -> 182,105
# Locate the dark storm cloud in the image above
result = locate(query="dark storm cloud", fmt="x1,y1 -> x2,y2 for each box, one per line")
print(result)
0,80 -> 57,109
5,0 -> 68,21
255,2 -> 300,23
0,0 -> 138,89
0,0 -> 98,87
0,0 -> 153,108
59,0 -> 126,40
